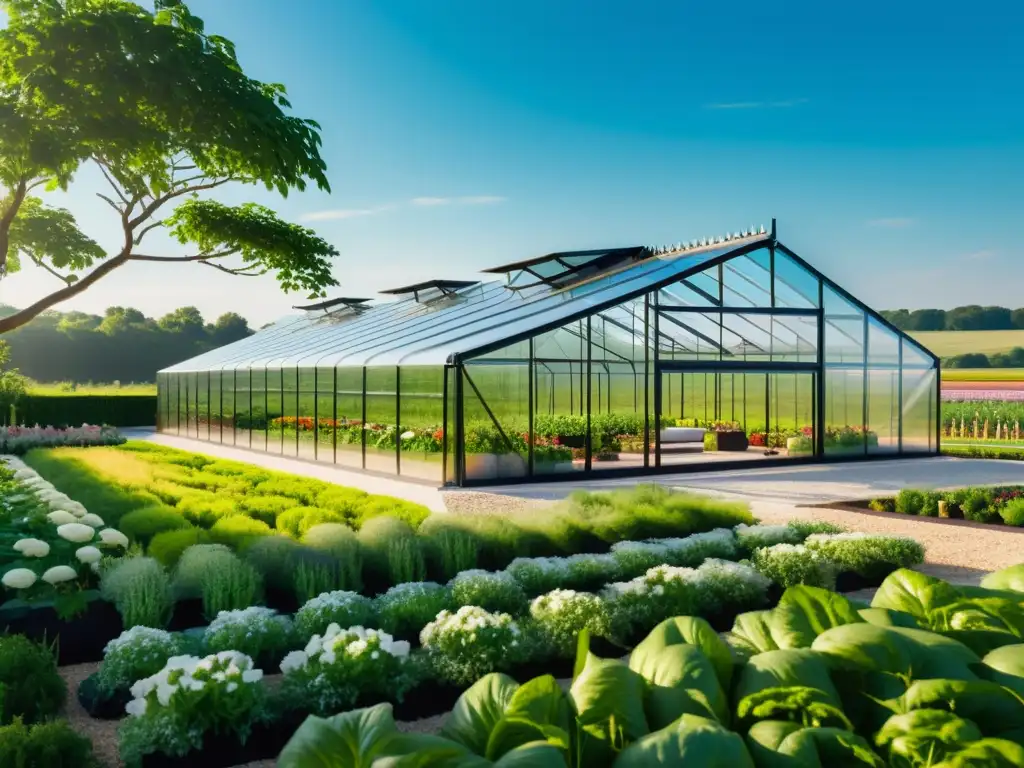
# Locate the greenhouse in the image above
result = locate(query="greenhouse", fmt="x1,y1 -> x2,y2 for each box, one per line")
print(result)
156,221 -> 940,486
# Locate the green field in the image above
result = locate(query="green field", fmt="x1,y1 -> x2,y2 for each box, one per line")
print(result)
28,382 -> 157,396
910,329 -> 1024,357
940,368 -> 1024,382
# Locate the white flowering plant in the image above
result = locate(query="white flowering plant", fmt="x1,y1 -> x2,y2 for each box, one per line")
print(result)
375,582 -> 451,638
529,589 -> 610,657
0,424 -> 125,455
203,606 -> 295,662
803,533 -> 925,580
749,543 -> 838,589
419,606 -> 528,686
734,523 -> 803,552
449,570 -> 528,614
295,590 -> 375,639
278,623 -> 416,715
118,651 -> 268,764
563,553 -> 621,590
97,626 -> 185,695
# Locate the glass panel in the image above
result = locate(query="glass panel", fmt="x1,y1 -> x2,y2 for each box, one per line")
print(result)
532,318 -> 587,476
867,321 -> 900,454
335,368 -> 364,470
397,366 -> 444,482
220,371 -> 234,445
298,367 -> 316,460
315,368 -> 336,465
824,286 -> 865,455
251,369 -> 268,451
723,250 -> 772,308
282,367 -> 299,458
208,372 -> 220,442
186,374 -> 198,437
156,375 -> 165,432
234,370 -> 250,448
773,251 -> 819,308
464,362 -> 529,480
902,338 -> 937,453
365,367 -> 397,475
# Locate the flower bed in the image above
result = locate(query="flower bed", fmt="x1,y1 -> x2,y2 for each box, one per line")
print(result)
276,563 -> 1024,768
0,424 -> 125,454
864,485 -> 1024,527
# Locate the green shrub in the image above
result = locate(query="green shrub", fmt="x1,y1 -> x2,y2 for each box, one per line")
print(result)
786,520 -> 846,537
202,460 -> 271,483
423,528 -> 479,580
148,527 -> 212,567
292,549 -> 350,604
894,489 -> 925,515
868,498 -> 895,513
357,516 -> 417,587
0,636 -> 65,725
119,505 -> 190,545
172,544 -> 236,599
99,556 -> 174,629
301,523 -> 363,591
277,506 -> 348,538
999,498 -> 1024,527
254,477 -> 326,505
387,537 -> 427,585
0,718 -> 100,767
243,535 -> 304,591
315,487 -> 368,518
175,491 -> 239,526
354,496 -> 430,529
210,515 -> 273,550
416,513 -> 546,571
237,494 -> 300,525
962,488 -> 998,523
200,557 -> 263,620
919,492 -> 943,517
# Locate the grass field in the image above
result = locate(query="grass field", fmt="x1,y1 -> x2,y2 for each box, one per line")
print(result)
28,382 -> 157,396
940,369 -> 1024,382
910,330 -> 1024,357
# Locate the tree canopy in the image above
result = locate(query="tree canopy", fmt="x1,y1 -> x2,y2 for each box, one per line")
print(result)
0,0 -> 339,333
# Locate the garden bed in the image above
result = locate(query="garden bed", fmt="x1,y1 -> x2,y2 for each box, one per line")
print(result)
818,484 -> 1024,530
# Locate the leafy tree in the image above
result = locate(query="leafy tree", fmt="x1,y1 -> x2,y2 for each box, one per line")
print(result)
0,0 -> 338,334
1011,308 -> 1024,330
907,309 -> 946,331
158,306 -> 206,342
56,311 -> 103,333
0,340 -> 28,422
98,307 -> 150,335
208,312 -> 251,347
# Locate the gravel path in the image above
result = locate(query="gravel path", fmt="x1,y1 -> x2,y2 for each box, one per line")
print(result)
442,491 -> 553,515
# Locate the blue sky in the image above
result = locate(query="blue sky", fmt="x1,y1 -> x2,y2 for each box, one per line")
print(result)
6,0 -> 1024,325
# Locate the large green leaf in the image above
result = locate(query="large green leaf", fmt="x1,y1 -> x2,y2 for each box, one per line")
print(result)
503,675 -> 572,735
874,710 -> 982,768
278,703 -> 400,768
373,736 -> 566,768
930,738 -> 1024,768
631,616 -> 734,691
441,673 -> 521,756
929,598 -> 1024,638
569,652 -> 649,765
980,644 -> 1024,697
770,586 -> 864,649
736,686 -> 853,730
980,564 -> 1024,593
871,569 -> 960,620
484,718 -> 569,762
747,722 -> 884,768
629,644 -> 729,728
734,650 -> 843,709
613,714 -> 755,768
491,742 -> 571,767
941,629 -> 1020,656
729,611 -> 781,656
857,607 -> 922,630
812,624 -> 979,681
888,678 -> 1024,744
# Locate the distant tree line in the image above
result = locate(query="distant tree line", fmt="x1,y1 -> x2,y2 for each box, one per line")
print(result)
880,305 -> 1024,332
0,304 -> 253,383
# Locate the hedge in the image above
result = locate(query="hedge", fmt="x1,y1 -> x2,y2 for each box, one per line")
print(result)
9,395 -> 157,428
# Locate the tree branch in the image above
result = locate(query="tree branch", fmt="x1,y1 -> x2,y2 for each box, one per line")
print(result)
126,177 -> 233,231
26,251 -> 74,286
0,251 -> 132,333
0,178 -> 28,276
25,178 -> 52,192
132,219 -> 166,245
201,261 -> 268,278
128,248 -> 238,262
96,192 -> 124,214
93,159 -> 131,206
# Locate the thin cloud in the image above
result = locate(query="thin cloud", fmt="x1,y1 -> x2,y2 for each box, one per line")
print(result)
866,217 -> 916,229
965,249 -> 997,261
301,205 -> 393,222
411,197 -> 451,207
705,98 -> 808,110
411,195 -> 506,206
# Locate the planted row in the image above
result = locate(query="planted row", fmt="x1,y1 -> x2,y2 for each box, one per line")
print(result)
872,486 -> 1024,527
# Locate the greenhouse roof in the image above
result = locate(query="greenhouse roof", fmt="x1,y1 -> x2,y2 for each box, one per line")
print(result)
161,228 -> 934,373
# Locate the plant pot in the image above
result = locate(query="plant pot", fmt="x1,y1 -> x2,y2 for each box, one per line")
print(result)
139,714 -> 305,768
557,434 -> 586,449
496,452 -> 527,478
0,591 -> 122,666
713,430 -> 749,452
533,461 -> 576,475
465,453 -> 499,480
78,673 -> 131,720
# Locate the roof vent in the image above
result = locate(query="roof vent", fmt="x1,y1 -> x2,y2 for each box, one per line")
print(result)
379,279 -> 479,303
483,246 -> 648,291
293,297 -> 372,316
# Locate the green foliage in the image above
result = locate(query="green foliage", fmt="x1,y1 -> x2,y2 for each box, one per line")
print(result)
0,718 -> 100,767
171,544 -> 236,598
277,506 -> 347,538
243,535 -> 304,591
424,528 -> 480,580
895,489 -> 925,515
210,514 -> 273,549
0,635 -> 65,725
119,505 -> 190,545
357,516 -> 417,587
301,523 -> 363,591
387,536 -> 427,585
998,499 -> 1024,526
292,551 -> 350,605
99,555 -> 175,629
200,557 -> 263,620
148,526 -> 212,567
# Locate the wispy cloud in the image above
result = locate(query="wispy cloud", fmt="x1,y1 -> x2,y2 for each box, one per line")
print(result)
301,205 -> 393,222
866,217 -> 916,229
965,249 -> 997,261
705,98 -> 808,110
411,195 -> 506,206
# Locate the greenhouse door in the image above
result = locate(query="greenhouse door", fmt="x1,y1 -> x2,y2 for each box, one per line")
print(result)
655,365 -> 818,468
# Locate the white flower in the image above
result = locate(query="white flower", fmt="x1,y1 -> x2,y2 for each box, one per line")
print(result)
2,567 -> 38,589
226,681 -> 238,693
280,651 -> 309,674
42,565 -> 77,584
47,510 -> 77,526
13,538 -> 50,558
56,522 -> 95,543
125,698 -> 148,717
75,546 -> 103,564
241,669 -> 263,683
79,513 -> 105,528
98,528 -> 129,548
156,682 -> 175,705
400,430 -> 416,440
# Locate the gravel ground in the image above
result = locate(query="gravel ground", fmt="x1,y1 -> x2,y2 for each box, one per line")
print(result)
442,491 -> 553,515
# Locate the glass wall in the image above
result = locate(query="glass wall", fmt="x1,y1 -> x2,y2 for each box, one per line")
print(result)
156,245 -> 939,485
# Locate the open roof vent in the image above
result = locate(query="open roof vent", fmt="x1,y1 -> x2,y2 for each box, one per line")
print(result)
379,279 -> 479,304
293,297 -> 372,320
483,246 -> 648,291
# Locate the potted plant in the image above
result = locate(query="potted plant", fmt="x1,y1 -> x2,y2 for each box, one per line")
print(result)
706,421 -> 748,452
